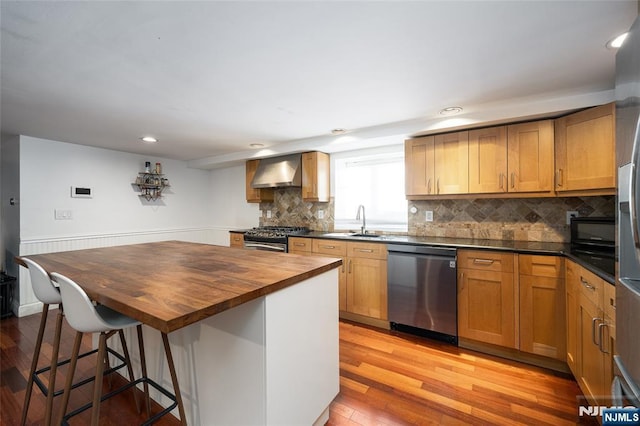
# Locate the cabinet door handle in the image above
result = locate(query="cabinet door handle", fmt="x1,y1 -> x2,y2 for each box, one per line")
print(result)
427,178 -> 432,194
580,276 -> 596,291
556,169 -> 563,187
356,249 -> 374,253
610,297 -> 616,310
294,242 -> 306,247
459,272 -> 464,291
510,172 -> 515,189
499,173 -> 504,190
592,317 -> 602,346
598,322 -> 609,354
348,259 -> 352,274
321,245 -> 336,249
437,178 -> 440,194
473,258 -> 495,265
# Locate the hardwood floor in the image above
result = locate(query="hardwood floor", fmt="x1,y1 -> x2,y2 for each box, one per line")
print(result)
1,312 -> 587,425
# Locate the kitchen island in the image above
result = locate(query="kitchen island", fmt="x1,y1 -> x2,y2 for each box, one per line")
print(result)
17,241 -> 342,425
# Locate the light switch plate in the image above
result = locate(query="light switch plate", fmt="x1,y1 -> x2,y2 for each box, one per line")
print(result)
54,209 -> 73,220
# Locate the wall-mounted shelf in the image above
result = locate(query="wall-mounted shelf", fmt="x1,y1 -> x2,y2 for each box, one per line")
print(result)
134,172 -> 169,201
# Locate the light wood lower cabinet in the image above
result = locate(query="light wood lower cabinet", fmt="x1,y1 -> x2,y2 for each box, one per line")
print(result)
519,255 -> 565,360
229,232 -> 244,248
566,259 -> 616,406
346,242 -> 388,320
458,250 -> 566,361
290,238 -> 387,320
457,250 -> 516,348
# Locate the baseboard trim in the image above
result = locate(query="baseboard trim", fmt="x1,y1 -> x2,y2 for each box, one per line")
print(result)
459,337 -> 571,374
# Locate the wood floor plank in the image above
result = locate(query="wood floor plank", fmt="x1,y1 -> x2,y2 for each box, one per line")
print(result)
2,313 -> 587,425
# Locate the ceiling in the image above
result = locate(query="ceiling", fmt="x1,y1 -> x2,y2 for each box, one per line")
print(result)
1,1 -> 637,169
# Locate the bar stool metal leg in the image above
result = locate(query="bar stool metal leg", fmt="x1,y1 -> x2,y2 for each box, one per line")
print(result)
20,303 -> 50,426
56,331 -> 83,426
118,329 -> 140,413
91,331 -> 109,426
137,325 -> 151,416
43,307 -> 64,426
162,332 -> 187,425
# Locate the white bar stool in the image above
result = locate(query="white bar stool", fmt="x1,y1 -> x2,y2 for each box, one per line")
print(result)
20,258 -> 132,426
53,272 -> 177,426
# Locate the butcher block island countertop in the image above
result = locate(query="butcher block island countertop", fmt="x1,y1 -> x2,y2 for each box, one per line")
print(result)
16,241 -> 343,425
17,240 -> 342,333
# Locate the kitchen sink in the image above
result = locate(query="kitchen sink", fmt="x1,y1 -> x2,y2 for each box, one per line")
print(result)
322,232 -> 383,239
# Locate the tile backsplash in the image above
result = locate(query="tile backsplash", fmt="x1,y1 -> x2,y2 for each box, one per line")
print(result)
408,196 -> 615,242
259,187 -> 335,231
259,188 -> 614,243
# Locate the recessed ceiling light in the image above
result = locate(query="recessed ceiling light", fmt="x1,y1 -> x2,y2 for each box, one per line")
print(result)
606,32 -> 629,49
250,143 -> 264,148
140,136 -> 158,143
331,128 -> 347,135
439,107 -> 463,116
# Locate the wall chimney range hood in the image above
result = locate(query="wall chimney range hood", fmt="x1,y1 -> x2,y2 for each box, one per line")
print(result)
251,154 -> 302,188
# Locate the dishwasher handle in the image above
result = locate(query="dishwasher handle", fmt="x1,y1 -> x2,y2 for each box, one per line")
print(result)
386,244 -> 456,257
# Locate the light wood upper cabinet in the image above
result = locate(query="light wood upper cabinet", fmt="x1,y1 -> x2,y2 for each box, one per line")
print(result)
405,132 -> 468,196
468,126 -> 508,193
519,255 -> 565,360
302,151 -> 330,202
507,120 -> 554,193
405,136 -> 435,195
245,159 -> 274,203
555,103 -> 616,194
434,131 -> 469,195
457,250 -> 516,348
468,121 -> 554,195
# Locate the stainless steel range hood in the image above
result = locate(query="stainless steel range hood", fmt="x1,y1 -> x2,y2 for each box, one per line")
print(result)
251,154 -> 302,188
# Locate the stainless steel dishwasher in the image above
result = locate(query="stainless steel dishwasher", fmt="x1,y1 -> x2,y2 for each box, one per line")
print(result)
387,244 -> 458,344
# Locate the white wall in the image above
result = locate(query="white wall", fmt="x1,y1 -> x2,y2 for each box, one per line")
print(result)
15,135 -> 221,316
207,164 -> 259,244
20,136 -> 212,239
1,134 -> 20,277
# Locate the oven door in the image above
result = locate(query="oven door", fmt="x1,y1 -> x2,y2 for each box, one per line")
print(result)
243,241 -> 287,252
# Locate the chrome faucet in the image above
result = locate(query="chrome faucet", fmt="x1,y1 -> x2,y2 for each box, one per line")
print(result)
356,204 -> 366,234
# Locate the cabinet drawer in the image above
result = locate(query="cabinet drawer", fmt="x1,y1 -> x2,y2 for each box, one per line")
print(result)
313,239 -> 347,256
577,267 -> 604,307
604,282 -> 616,321
519,255 -> 564,278
458,250 -> 514,272
347,241 -> 387,260
230,232 -> 244,247
289,237 -> 312,252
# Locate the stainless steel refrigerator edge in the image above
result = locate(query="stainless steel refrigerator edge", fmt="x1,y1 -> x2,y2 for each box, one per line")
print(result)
616,12 -> 640,407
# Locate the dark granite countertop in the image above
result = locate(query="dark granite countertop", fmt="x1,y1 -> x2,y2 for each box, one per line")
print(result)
300,232 -> 615,284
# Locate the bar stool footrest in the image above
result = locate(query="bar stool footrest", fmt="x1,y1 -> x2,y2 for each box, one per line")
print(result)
33,347 -> 129,398
61,376 -> 178,426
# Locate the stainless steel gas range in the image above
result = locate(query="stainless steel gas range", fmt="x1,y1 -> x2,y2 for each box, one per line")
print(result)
243,226 -> 310,252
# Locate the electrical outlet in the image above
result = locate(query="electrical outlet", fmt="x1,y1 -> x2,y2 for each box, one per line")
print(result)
566,211 -> 578,225
425,211 -> 434,222
266,210 -> 272,219
317,210 -> 324,219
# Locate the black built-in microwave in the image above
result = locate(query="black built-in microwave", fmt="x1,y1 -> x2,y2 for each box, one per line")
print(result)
570,216 -> 615,251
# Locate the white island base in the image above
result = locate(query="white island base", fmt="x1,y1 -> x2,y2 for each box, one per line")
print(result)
114,269 -> 340,425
